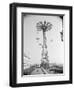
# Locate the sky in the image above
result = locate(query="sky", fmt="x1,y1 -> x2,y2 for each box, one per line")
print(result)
23,14 -> 64,65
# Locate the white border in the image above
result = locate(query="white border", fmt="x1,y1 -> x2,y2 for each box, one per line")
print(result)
17,7 -> 70,83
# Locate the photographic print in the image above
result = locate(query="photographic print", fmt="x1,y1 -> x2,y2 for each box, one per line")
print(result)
10,3 -> 72,87
22,14 -> 64,76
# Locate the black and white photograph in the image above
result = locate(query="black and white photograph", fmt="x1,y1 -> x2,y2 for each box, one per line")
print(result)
22,14 -> 64,76
10,3 -> 72,87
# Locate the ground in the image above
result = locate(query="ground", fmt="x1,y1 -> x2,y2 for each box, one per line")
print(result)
31,67 -> 48,75
23,63 -> 63,75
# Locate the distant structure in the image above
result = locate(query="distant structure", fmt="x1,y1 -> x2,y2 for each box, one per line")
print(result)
60,16 -> 63,42
36,21 -> 52,69
60,30 -> 63,41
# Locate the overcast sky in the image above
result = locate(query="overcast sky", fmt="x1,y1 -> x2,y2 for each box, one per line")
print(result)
23,14 -> 64,65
